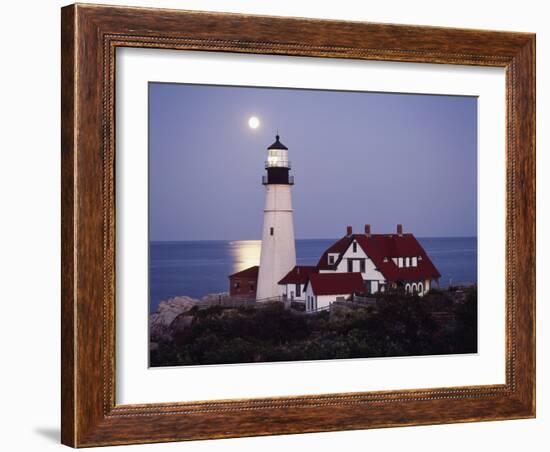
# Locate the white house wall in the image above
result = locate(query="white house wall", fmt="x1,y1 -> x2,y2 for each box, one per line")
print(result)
304,284 -> 314,311
280,282 -> 306,301
304,284 -> 351,311
319,240 -> 386,284
340,240 -> 367,260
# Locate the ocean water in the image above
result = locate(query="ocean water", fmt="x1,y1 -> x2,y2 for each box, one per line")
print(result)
149,237 -> 477,312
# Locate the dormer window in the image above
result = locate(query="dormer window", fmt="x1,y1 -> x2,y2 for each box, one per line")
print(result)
328,255 -> 335,264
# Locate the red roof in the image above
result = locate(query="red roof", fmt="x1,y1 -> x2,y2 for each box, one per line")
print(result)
278,266 -> 318,285
229,265 -> 259,278
306,272 -> 365,296
317,232 -> 440,282
316,236 -> 352,272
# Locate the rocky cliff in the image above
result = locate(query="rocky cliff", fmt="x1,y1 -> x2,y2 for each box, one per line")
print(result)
149,293 -> 230,346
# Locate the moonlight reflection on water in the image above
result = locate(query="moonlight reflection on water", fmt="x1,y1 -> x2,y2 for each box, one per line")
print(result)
229,240 -> 261,274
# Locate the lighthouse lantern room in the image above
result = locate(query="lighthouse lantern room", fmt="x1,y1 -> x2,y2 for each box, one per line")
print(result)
256,135 -> 297,300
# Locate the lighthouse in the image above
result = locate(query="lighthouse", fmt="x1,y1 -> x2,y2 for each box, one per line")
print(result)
256,134 -> 297,301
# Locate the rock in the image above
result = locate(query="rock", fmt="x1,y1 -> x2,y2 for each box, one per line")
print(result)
149,292 -> 235,342
170,312 -> 195,337
200,292 -> 229,303
150,296 -> 198,342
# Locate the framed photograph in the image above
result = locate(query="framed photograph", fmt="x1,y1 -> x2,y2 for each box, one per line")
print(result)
61,4 -> 535,447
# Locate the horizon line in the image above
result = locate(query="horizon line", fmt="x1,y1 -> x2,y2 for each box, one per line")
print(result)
150,235 -> 478,243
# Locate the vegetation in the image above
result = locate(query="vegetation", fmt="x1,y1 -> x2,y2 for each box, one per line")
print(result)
150,287 -> 477,367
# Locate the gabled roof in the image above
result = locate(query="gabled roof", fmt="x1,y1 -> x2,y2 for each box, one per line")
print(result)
316,236 -> 350,271
357,234 -> 441,282
267,134 -> 288,150
317,232 -> 441,282
306,272 -> 365,296
229,265 -> 259,278
278,265 -> 318,285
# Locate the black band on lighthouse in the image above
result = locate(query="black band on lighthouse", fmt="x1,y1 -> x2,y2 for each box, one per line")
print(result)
263,167 -> 293,185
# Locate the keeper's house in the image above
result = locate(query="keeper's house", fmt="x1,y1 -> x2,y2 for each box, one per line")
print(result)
316,224 -> 440,296
279,224 -> 441,311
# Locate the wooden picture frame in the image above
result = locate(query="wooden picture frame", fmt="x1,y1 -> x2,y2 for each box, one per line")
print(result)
61,3 -> 535,447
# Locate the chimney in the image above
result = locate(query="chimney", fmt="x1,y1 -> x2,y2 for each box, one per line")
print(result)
397,224 -> 403,236
346,225 -> 353,236
364,224 -> 371,237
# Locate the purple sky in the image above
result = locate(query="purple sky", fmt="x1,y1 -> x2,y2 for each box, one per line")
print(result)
149,83 -> 477,241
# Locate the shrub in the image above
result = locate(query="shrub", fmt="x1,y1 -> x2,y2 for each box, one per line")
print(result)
150,289 -> 478,366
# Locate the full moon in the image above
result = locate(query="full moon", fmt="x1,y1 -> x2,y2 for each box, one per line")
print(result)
248,116 -> 260,129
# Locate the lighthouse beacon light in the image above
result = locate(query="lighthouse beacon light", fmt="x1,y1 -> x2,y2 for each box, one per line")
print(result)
256,134 -> 297,301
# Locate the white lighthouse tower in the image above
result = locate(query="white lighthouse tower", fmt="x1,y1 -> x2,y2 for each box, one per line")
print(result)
256,134 -> 297,301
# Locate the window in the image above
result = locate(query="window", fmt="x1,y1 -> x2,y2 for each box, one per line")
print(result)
412,256 -> 417,267
249,283 -> 255,292
360,259 -> 366,273
234,281 -> 240,289
398,257 -> 403,268
270,227 -> 274,236
328,255 -> 335,264
418,282 -> 423,294
347,259 -> 353,272
352,242 -> 357,253
296,284 -> 301,297
405,257 -> 410,267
